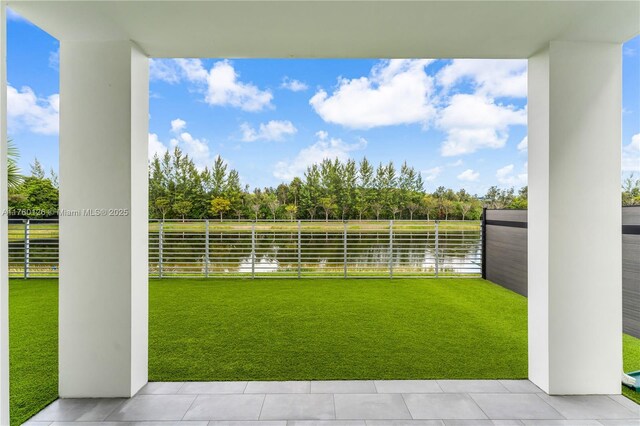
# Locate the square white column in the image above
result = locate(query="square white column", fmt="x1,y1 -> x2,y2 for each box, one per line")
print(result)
528,41 -> 622,394
59,40 -> 148,397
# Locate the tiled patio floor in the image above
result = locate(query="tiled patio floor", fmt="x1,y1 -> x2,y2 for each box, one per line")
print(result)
24,380 -> 640,426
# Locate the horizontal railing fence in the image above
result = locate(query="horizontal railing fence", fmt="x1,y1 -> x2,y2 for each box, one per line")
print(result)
484,206 -> 640,339
9,219 -> 482,279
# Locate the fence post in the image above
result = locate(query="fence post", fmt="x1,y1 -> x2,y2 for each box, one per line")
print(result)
251,221 -> 256,279
205,219 -> 210,278
481,207 -> 487,279
389,220 -> 394,279
343,221 -> 348,279
297,220 -> 301,279
158,221 -> 164,278
435,220 -> 439,278
24,219 -> 30,279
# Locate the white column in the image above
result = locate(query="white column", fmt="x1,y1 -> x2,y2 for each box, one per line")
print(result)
59,40 -> 148,397
528,41 -> 622,395
0,3 -> 8,425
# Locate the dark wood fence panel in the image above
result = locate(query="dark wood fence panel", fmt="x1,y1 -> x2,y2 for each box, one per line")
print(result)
484,209 -> 528,296
484,206 -> 640,338
623,206 -> 640,338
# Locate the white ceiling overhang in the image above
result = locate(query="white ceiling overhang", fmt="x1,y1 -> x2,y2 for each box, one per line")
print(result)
7,0 -> 640,58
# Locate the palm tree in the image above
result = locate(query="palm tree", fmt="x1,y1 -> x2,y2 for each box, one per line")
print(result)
7,139 -> 23,189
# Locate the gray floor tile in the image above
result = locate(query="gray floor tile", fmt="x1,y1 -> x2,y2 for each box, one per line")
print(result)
31,399 -> 126,422
260,394 -> 335,420
208,422 -> 287,426
403,394 -> 487,420
437,381 -> 509,393
106,395 -> 197,421
522,421 -> 603,425
22,422 -> 54,426
334,394 -> 411,420
499,381 -> 543,394
183,395 -> 265,421
131,422 -> 209,426
179,382 -> 248,394
52,423 -> 207,426
310,381 -> 376,394
374,381 -> 442,394
538,395 -> 639,420
138,382 -> 185,395
597,420 -> 640,425
444,421 -> 523,426
49,423 -> 128,426
367,421 -> 446,425
470,393 -> 563,420
288,422 -> 366,426
245,382 -> 311,394
608,395 -> 640,414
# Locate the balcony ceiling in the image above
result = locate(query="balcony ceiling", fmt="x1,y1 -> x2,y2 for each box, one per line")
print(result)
7,0 -> 640,59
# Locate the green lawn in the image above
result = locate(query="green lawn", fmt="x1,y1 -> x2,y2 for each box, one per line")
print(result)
7,220 -> 481,242
9,278 -> 640,425
9,280 -> 57,426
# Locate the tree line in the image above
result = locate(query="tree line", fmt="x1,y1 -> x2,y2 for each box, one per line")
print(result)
6,147 -> 640,220
148,148 -> 526,221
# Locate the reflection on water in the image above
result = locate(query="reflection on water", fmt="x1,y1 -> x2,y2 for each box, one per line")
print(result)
238,256 -> 280,273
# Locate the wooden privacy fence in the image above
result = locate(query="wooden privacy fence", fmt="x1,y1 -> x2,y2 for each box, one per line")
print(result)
482,206 -> 640,339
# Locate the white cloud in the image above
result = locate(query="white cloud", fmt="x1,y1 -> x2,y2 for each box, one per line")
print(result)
171,118 -> 187,133
240,120 -> 297,142
437,59 -> 527,98
309,59 -> 436,129
517,136 -> 528,152
422,167 -> 443,182
49,48 -> 59,71
198,60 -> 273,111
148,133 -> 168,160
438,94 -> 526,156
170,131 -> 213,169
150,59 -> 273,111
457,169 -> 479,182
274,132 -> 367,181
7,85 -> 59,135
149,59 -> 182,84
622,133 -> 640,172
496,163 -> 528,187
149,119 -> 217,169
174,58 -> 209,82
281,77 -> 308,92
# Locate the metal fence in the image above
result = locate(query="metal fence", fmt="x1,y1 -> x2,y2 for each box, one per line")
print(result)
8,219 -> 482,279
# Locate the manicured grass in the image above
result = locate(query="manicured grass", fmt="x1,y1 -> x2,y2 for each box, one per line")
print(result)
149,278 -> 527,381
623,333 -> 640,404
9,280 -> 57,426
9,278 -> 640,425
7,220 -> 480,241
150,219 -> 481,233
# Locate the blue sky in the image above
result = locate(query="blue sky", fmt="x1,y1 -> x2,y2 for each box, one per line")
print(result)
6,8 -> 640,194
